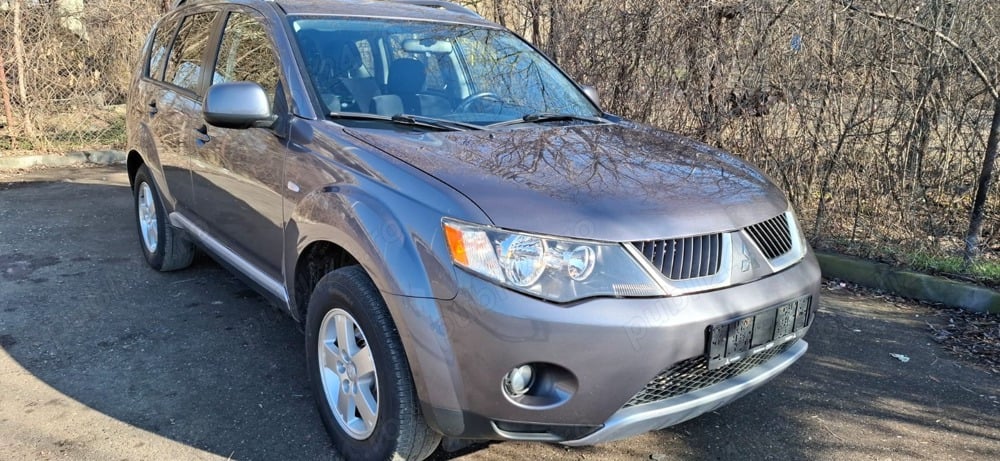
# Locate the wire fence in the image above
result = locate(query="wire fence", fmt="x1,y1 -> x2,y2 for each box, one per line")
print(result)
0,0 -> 161,152
2,0 -> 1000,277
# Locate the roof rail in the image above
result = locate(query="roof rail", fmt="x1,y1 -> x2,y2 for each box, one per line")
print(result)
172,0 -> 278,9
170,1 -> 480,18
386,0 -> 482,18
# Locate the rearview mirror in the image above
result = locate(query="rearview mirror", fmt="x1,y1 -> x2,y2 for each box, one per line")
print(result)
203,82 -> 274,129
402,38 -> 454,54
582,85 -> 601,109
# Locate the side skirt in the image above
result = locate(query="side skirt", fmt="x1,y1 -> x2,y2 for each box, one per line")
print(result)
169,211 -> 291,309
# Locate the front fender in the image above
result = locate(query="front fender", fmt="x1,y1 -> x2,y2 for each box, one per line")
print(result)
286,185 -> 488,436
286,184 -> 460,303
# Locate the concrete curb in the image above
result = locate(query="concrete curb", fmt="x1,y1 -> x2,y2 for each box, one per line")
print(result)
0,150 -> 125,170
817,252 -> 1000,314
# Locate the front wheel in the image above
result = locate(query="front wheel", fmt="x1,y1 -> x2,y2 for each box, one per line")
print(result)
305,266 -> 440,461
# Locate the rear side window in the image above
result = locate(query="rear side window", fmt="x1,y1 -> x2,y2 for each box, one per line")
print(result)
212,12 -> 279,106
147,17 -> 180,80
354,40 -> 376,74
163,12 -> 218,95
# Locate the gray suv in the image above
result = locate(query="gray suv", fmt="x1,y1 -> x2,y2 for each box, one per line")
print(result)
127,1 -> 821,459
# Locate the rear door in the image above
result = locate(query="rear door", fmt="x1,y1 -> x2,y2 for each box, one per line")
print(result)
137,14 -> 190,209
154,10 -> 220,212
188,8 -> 288,281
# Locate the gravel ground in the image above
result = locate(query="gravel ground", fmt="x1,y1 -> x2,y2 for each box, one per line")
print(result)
1,166 -> 998,460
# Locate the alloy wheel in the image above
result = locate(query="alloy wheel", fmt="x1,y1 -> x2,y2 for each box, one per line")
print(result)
137,182 -> 159,254
318,308 -> 380,440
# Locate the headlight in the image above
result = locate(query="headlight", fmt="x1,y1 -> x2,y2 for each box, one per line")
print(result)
443,219 -> 665,302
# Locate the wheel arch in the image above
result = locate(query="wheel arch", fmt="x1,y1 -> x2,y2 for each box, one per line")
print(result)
285,184 -> 460,324
292,239 -> 359,324
127,150 -> 144,187
126,121 -> 165,190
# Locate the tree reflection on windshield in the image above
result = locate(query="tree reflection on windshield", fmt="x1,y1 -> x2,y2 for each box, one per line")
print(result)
291,17 -> 600,126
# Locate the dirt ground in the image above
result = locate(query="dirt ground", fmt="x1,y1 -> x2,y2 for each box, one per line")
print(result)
1,166 -> 998,460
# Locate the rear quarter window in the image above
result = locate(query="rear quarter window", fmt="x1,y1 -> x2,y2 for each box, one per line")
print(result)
163,12 -> 218,95
147,17 -> 180,80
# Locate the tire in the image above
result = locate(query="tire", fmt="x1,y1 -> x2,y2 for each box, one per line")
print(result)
132,165 -> 194,272
306,266 -> 441,461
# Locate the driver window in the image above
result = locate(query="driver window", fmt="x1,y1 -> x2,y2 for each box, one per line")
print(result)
213,12 -> 280,107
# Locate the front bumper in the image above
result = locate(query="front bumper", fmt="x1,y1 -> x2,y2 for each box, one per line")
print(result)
562,339 -> 807,445
383,251 -> 821,442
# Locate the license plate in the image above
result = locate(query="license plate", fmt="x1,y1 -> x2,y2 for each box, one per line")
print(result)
706,296 -> 812,370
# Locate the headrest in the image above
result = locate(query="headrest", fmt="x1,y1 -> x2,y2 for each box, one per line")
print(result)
296,32 -> 368,78
331,41 -> 366,77
388,58 -> 426,94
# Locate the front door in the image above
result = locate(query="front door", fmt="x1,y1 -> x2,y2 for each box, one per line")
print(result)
189,9 -> 287,281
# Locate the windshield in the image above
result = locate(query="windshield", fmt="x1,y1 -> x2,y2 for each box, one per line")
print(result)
291,17 -> 601,127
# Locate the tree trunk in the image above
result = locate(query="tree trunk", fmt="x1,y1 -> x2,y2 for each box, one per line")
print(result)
492,0 -> 507,27
964,95 -> 1000,264
0,50 -> 16,147
545,0 -> 559,63
902,0 -> 953,195
12,0 -> 34,140
529,0 -> 542,47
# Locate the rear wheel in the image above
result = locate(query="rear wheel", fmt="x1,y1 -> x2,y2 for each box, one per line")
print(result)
132,165 -> 194,271
306,266 -> 440,461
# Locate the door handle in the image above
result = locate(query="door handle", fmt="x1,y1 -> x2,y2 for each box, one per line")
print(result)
193,124 -> 211,144
148,100 -> 158,116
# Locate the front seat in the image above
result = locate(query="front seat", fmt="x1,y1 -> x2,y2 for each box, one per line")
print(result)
383,58 -> 426,115
372,58 -> 453,116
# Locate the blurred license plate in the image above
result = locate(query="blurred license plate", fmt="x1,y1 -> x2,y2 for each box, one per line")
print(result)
706,296 -> 812,370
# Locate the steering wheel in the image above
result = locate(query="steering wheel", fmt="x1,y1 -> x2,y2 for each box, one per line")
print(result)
455,92 -> 501,112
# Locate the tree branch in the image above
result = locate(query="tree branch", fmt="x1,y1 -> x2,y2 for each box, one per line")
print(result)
839,0 -> 999,100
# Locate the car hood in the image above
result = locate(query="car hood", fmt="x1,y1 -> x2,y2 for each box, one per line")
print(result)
346,122 -> 788,241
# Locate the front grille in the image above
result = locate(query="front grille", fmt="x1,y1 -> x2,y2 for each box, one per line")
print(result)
623,341 -> 795,408
632,233 -> 723,280
744,214 -> 792,259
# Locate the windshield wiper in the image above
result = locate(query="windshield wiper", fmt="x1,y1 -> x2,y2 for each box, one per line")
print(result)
391,114 -> 483,131
487,112 -> 609,128
328,112 -> 481,131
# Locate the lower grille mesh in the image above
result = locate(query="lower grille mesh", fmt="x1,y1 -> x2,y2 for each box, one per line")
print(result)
623,341 -> 795,408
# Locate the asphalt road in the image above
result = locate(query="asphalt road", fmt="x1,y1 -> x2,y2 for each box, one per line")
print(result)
1,166 -> 998,461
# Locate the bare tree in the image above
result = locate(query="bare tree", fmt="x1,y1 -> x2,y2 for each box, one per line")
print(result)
11,0 -> 34,140
838,1 -> 1000,263
4,0 -> 1000,273
0,49 -> 16,145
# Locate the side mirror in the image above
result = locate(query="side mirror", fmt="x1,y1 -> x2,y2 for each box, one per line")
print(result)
203,82 -> 274,129
581,85 -> 601,109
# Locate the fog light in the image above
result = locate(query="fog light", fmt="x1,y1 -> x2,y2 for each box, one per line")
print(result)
502,364 -> 535,398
